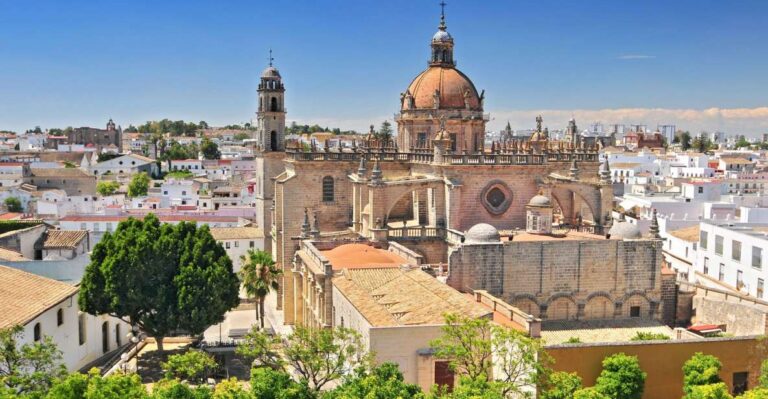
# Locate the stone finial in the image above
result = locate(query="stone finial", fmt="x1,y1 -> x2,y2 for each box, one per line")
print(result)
569,159 -> 579,180
370,156 -> 383,184
600,159 -> 612,184
649,208 -> 661,239
301,208 -> 311,238
311,211 -> 320,239
357,156 -> 367,178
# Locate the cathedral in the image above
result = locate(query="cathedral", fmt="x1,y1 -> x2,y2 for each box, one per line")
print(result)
248,9 -> 670,331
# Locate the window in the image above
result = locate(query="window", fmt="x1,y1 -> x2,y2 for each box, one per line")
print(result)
322,176 -> 334,202
225,242 -> 230,249
758,279 -> 764,298
115,324 -> 121,347
704,257 -> 710,274
630,306 -> 641,318
719,263 -> 725,281
33,323 -> 41,341
80,223 -> 87,230
234,241 -> 239,248
182,191 -> 186,196
715,235 -> 723,255
106,223 -> 113,232
733,240 -> 742,262
78,313 -> 86,345
754,246 -> 763,269
249,241 -> 255,248
57,309 -> 63,326
698,186 -> 704,194
737,270 -> 744,289
700,231 -> 708,249
733,372 -> 749,395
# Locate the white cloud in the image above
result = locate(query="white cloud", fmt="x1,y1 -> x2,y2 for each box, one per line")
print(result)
617,54 -> 656,60
292,107 -> 768,138
487,107 -> 768,137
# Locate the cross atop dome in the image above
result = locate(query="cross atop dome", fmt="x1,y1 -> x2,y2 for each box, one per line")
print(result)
439,1 -> 447,29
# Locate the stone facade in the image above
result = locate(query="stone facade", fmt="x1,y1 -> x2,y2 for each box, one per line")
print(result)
447,236 -> 667,322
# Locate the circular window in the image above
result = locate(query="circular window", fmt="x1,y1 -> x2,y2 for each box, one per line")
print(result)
480,180 -> 513,215
487,187 -> 506,208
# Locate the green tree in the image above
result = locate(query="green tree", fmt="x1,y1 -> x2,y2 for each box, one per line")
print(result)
127,172 -> 150,197
233,133 -> 251,141
541,371 -> 582,399
200,138 -> 221,160
737,388 -> 768,399
433,376 -> 504,399
376,120 -> 393,144
125,125 -> 138,133
573,387 -> 610,399
4,197 -> 22,212
683,353 -> 723,397
46,370 -> 148,399
97,181 -> 121,196
198,121 -> 209,130
630,331 -> 670,341
688,383 -> 733,399
162,350 -> 218,384
735,137 -> 751,149
150,378 -> 212,399
430,313 -> 548,397
237,326 -> 369,394
593,353 -> 645,399
326,362 -> 422,399
212,378 -> 250,399
760,359 -> 768,388
239,250 -> 282,330
0,325 -> 66,396
681,131 -> 693,150
250,367 -> 312,399
79,215 -> 240,351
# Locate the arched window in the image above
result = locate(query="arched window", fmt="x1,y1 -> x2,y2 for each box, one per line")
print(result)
33,323 -> 41,341
115,324 -> 121,347
57,309 -> 63,326
270,97 -> 278,112
322,176 -> 334,202
78,313 -> 86,345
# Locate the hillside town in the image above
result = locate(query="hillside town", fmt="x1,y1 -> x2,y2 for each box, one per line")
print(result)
2,4 -> 768,399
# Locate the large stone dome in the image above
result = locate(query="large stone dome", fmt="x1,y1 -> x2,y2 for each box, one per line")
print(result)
405,66 -> 481,111
465,223 -> 501,244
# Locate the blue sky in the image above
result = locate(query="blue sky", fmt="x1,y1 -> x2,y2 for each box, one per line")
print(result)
2,0 -> 768,135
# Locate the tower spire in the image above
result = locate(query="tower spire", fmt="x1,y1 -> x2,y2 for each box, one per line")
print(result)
269,48 -> 274,67
439,1 -> 447,29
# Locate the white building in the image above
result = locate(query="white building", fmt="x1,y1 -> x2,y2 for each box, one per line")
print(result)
696,221 -> 768,299
0,265 -> 130,372
88,153 -> 158,177
208,227 -> 264,273
159,179 -> 199,208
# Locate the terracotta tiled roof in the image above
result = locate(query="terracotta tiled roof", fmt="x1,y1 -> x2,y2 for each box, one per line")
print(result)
59,214 -> 238,223
209,227 -> 263,240
29,168 -> 92,178
407,66 -> 481,110
43,230 -> 88,249
720,158 -> 754,165
0,248 -> 29,261
668,225 -> 700,242
0,265 -> 78,329
321,244 -> 407,270
332,268 -> 491,327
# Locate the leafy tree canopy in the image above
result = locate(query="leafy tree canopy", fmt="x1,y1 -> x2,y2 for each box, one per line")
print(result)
593,353 -> 646,399
4,197 -> 22,212
0,325 -> 66,396
683,353 -> 723,397
78,214 -> 240,351
162,350 -> 218,383
97,181 -> 121,196
200,138 -> 221,160
127,172 -> 150,197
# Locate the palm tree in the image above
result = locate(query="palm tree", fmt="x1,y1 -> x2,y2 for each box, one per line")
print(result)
239,250 -> 282,330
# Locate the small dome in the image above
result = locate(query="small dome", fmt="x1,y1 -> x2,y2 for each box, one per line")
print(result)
465,223 -> 501,243
261,66 -> 281,78
528,195 -> 552,208
432,29 -> 452,42
608,221 -> 642,240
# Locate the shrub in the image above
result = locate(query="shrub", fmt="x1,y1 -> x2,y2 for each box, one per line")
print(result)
162,350 -> 218,383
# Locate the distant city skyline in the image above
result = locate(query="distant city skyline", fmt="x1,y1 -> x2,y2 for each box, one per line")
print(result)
3,1 -> 768,136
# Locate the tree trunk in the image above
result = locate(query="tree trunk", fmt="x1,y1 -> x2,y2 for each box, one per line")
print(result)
156,336 -> 165,352
255,299 -> 260,328
260,298 -> 266,330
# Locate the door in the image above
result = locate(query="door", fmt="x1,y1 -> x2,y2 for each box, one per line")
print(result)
101,322 -> 109,353
434,361 -> 454,392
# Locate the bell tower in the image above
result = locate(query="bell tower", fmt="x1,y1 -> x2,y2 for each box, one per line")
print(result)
255,49 -> 286,152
